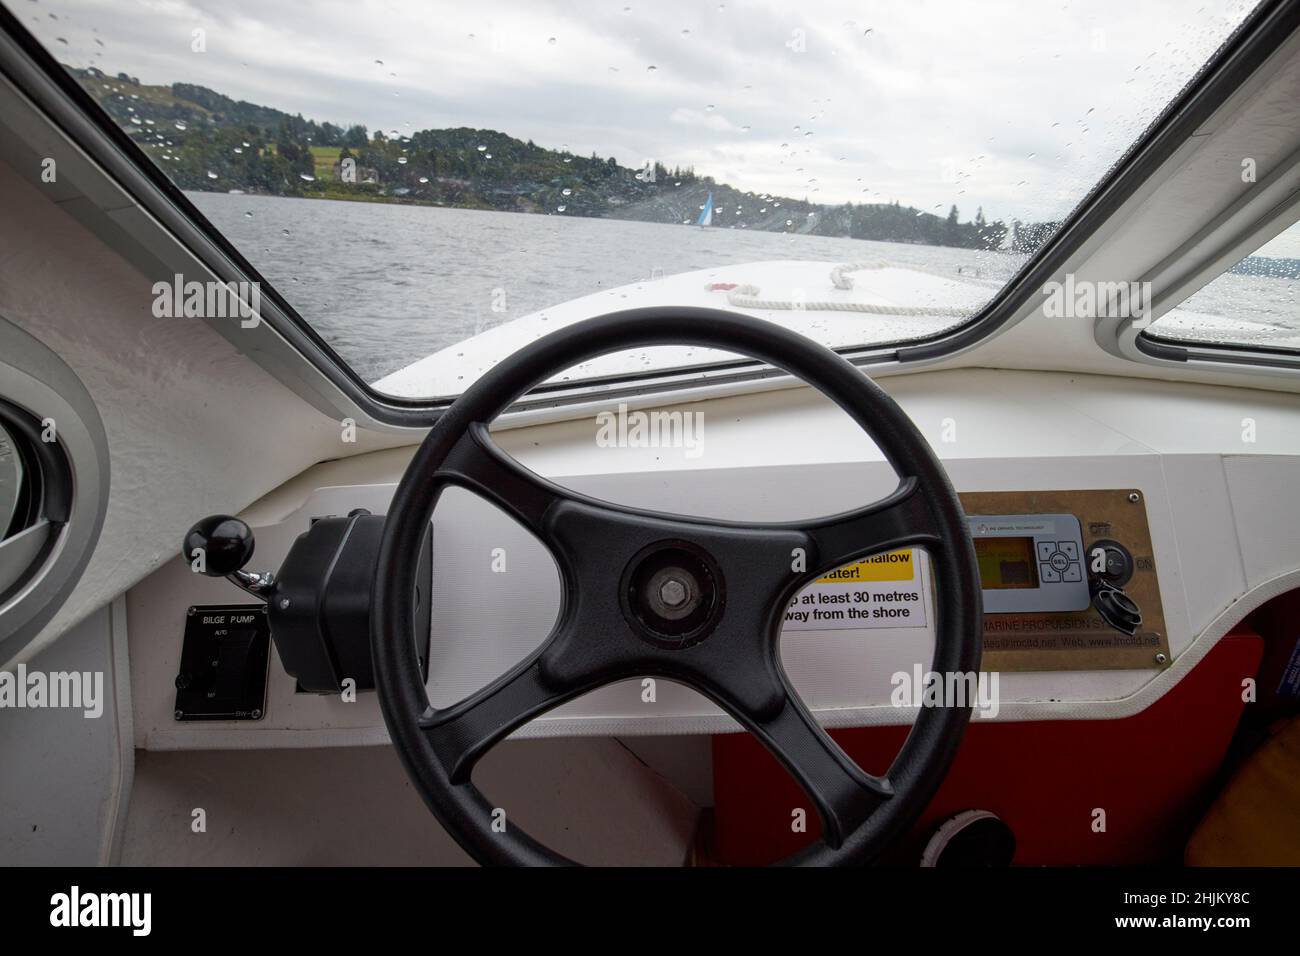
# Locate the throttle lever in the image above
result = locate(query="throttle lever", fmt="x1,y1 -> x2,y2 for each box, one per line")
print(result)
182,514 -> 277,601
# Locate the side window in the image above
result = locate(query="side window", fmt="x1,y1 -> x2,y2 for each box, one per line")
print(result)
1145,221 -> 1300,353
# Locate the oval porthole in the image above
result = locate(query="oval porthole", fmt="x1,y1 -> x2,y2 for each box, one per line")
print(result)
0,316 -> 109,662
0,400 -> 71,606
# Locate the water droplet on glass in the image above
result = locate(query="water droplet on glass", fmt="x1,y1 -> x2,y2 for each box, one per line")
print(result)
243,211 -> 253,219
548,37 -> 557,46
299,173 -> 315,182
646,64 -> 657,72
557,205 -> 567,212
206,170 -> 217,179
477,144 -> 487,152
419,176 -> 429,184
397,156 -> 408,164
561,188 -> 572,196
174,121 -> 187,131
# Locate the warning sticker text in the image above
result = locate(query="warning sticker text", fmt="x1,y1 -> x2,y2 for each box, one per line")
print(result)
783,549 -> 929,631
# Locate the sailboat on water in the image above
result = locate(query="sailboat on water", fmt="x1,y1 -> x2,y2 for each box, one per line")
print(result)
697,191 -> 714,228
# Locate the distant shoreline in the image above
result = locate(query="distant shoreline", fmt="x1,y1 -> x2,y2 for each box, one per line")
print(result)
187,189 -> 1029,255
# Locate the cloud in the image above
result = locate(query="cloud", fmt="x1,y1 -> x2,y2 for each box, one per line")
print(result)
26,0 -> 1259,224
669,107 -> 747,134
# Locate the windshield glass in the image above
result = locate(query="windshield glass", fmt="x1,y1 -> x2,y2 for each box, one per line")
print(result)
23,0 -> 1260,397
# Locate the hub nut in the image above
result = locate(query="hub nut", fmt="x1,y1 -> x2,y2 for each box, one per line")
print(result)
659,578 -> 688,608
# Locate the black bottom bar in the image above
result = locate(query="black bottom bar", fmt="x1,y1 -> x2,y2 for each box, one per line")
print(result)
9,866 -> 1300,941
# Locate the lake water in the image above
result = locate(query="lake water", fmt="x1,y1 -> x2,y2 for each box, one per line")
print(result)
190,192 -> 1026,383
190,192 -> 1299,382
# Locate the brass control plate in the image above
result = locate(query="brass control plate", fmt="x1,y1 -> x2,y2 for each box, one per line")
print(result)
957,489 -> 1169,672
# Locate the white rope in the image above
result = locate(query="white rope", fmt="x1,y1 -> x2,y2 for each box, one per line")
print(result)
830,260 -> 892,289
723,261 -> 981,317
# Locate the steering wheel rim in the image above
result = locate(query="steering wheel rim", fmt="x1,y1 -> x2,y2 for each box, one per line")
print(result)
372,307 -> 982,866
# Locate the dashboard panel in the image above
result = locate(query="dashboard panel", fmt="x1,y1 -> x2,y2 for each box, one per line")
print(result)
123,369 -> 1300,750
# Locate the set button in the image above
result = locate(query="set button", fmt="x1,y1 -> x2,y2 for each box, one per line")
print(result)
1037,540 -> 1082,585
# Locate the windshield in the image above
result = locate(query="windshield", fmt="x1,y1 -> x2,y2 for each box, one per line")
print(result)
22,0 -> 1260,398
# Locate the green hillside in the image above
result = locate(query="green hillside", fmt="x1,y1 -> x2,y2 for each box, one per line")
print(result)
73,66 -> 1056,252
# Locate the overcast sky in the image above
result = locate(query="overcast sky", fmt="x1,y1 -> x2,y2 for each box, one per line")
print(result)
24,0 -> 1262,226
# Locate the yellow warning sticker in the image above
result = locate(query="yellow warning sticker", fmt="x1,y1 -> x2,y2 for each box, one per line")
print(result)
816,549 -> 915,584
786,548 -> 929,631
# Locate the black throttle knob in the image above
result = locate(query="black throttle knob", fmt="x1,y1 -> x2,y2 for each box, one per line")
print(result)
183,514 -> 255,577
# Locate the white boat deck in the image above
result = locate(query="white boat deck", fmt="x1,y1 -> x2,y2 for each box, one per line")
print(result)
373,260 -> 999,398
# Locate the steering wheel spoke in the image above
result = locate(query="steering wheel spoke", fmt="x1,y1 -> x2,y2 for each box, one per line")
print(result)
436,422 -> 571,539
418,655 -> 579,785
799,476 -> 940,578
708,667 -> 894,851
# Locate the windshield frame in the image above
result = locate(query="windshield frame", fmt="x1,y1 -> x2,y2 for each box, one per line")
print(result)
1,0 -> 1295,428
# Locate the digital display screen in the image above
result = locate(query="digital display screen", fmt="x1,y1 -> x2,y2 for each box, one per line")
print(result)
974,537 -> 1038,590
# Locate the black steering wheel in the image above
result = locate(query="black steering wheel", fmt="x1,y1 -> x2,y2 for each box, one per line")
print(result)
372,308 -> 982,866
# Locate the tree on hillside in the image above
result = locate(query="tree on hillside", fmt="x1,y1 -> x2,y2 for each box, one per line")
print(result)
944,205 -> 960,245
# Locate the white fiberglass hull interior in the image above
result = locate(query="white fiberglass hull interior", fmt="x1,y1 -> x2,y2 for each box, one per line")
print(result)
3,0 -> 1300,877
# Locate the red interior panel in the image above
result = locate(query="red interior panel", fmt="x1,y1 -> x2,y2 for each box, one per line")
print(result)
712,630 -> 1262,865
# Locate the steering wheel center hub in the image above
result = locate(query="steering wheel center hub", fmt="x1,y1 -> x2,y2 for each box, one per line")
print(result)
620,541 -> 725,650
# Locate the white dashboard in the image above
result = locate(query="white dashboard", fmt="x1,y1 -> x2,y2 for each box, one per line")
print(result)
125,368 -> 1300,750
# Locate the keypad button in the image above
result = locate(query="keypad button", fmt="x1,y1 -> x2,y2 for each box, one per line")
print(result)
1039,563 -> 1061,583
1060,541 -> 1080,560
1049,551 -> 1070,572
1063,564 -> 1082,583
1037,542 -> 1056,560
